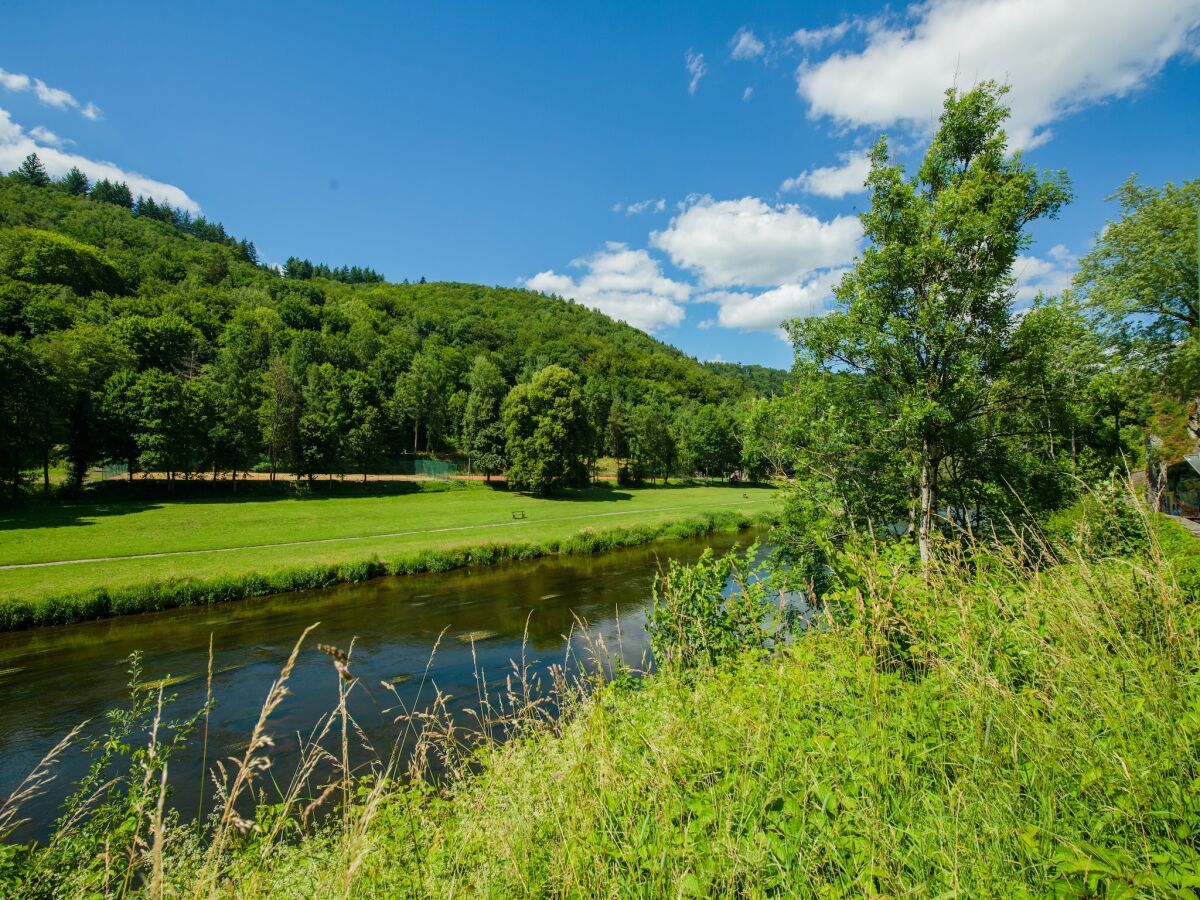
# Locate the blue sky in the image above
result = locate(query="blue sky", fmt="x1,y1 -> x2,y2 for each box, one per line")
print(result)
1,0 -> 1198,369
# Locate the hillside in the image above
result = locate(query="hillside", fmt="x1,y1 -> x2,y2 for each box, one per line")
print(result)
0,173 -> 784,496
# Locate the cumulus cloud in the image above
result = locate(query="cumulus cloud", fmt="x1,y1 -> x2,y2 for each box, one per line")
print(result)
781,150 -> 871,198
650,195 -> 861,288
0,66 -> 102,120
730,27 -> 766,60
700,269 -> 848,334
1012,244 -> 1076,306
613,198 -> 666,215
685,50 -> 707,95
796,0 -> 1200,148
525,242 -> 690,332
0,108 -> 198,212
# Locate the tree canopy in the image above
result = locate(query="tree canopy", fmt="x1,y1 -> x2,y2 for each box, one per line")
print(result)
789,82 -> 1073,563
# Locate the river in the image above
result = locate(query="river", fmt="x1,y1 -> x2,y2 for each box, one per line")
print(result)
0,529 -> 762,841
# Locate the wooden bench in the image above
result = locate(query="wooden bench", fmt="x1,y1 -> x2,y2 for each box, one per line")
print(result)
511,510 -> 527,519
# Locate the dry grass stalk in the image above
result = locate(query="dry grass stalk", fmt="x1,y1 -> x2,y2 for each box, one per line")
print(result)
0,720 -> 86,838
191,621 -> 319,897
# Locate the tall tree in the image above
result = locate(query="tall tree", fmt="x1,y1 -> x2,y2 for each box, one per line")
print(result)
37,325 -> 134,491
259,356 -> 300,481
14,153 -> 50,187
1075,177 -> 1199,356
58,166 -> 90,196
460,354 -> 507,472
675,403 -> 737,479
0,335 -> 59,498
789,82 -> 1071,564
502,364 -> 589,493
90,179 -> 133,209
1073,177 -> 1200,464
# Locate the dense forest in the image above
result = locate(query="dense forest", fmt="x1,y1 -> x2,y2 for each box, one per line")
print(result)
0,158 -> 785,499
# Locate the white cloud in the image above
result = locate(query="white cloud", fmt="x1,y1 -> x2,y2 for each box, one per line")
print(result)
0,69 -> 30,92
0,107 -> 198,212
796,0 -> 1200,148
781,150 -> 871,197
791,22 -> 852,51
613,198 -> 666,215
0,66 -> 101,120
525,242 -> 690,332
730,28 -> 766,60
685,50 -> 707,95
1012,244 -> 1076,306
742,86 -> 754,101
651,195 -> 861,288
32,78 -> 76,109
27,125 -> 67,147
700,269 -> 848,333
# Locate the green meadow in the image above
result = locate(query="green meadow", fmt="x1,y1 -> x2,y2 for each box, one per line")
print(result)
0,483 -> 777,627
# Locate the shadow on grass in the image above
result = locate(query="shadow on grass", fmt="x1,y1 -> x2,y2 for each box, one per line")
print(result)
0,478 -> 471,530
0,500 -> 167,532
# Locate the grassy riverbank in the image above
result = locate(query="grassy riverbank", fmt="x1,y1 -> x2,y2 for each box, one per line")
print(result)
0,483 -> 777,630
5,508 -> 1197,896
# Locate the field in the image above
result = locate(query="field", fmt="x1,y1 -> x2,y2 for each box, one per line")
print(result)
0,483 -> 777,612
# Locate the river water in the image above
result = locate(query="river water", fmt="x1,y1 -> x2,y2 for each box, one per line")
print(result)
0,529 -> 762,840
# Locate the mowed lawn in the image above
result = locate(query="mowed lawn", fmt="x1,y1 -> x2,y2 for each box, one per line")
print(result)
0,484 -> 777,601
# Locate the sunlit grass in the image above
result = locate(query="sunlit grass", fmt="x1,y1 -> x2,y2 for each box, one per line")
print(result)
0,483 -> 777,610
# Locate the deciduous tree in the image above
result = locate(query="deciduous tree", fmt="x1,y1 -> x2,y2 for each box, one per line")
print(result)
789,82 -> 1071,564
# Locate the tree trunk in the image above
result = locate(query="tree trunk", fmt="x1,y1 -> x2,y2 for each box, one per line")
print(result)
918,439 -> 937,569
43,451 -> 50,494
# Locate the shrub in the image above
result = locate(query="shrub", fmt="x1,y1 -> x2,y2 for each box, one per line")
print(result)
647,542 -> 790,670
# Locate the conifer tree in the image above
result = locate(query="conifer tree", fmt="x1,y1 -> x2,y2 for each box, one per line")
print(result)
58,166 -> 90,196
15,153 -> 50,186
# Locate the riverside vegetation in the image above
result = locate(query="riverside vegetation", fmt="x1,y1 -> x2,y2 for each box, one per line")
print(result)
1,490 -> 1198,896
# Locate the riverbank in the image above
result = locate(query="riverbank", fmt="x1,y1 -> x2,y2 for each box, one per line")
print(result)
6,511 -> 1196,896
0,484 -> 777,630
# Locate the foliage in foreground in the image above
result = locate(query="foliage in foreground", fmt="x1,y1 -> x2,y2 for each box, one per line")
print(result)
4,497 -> 1199,897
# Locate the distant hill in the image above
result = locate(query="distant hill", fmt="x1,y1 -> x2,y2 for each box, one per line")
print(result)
0,168 -> 784,493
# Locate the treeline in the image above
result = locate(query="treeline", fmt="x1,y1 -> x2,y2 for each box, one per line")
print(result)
0,163 -> 783,499
283,256 -> 384,284
13,153 -> 258,264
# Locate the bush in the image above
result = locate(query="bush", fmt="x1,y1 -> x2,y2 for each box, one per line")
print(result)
647,542 -> 790,670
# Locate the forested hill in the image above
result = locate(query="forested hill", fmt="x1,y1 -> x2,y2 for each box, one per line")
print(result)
0,169 -> 784,494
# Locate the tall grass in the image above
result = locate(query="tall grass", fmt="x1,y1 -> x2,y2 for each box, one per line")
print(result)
3,496 -> 1199,896
0,508 -> 770,632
